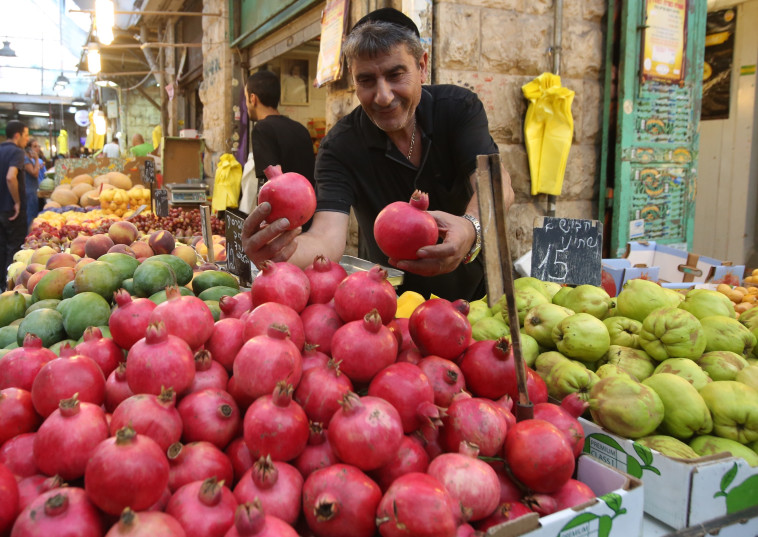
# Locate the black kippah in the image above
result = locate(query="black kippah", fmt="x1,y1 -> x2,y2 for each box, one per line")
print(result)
352,7 -> 420,38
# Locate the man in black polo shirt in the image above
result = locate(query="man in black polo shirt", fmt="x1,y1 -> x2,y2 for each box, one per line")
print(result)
1,120 -> 29,292
242,8 -> 513,301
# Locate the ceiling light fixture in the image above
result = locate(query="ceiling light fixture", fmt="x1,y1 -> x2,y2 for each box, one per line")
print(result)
19,111 -> 51,117
95,80 -> 119,88
53,73 -> 70,91
72,100 -> 87,106
0,40 -> 16,57
87,45 -> 101,74
96,0 -> 115,46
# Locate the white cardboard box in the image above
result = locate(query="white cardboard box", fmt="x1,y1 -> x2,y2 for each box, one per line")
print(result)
581,418 -> 758,530
487,455 -> 643,537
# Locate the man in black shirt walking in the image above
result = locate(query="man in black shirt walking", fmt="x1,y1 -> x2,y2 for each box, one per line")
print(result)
245,70 -> 316,228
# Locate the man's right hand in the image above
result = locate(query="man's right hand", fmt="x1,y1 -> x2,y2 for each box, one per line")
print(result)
8,202 -> 20,221
241,202 -> 301,268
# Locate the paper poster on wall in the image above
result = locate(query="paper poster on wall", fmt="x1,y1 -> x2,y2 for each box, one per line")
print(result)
402,0 -> 433,81
641,0 -> 687,84
701,8 -> 736,120
315,0 -> 349,87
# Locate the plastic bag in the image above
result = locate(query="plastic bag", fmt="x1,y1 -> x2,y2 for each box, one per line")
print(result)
238,152 -> 258,215
522,73 -> 575,196
211,153 -> 242,212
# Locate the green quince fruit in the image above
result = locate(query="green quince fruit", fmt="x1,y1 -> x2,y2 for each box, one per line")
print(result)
736,365 -> 758,391
545,359 -> 600,401
653,358 -> 712,390
679,288 -> 736,319
603,316 -> 643,349
642,373 -> 713,439
552,313 -> 611,363
534,351 -> 571,380
636,435 -> 699,459
699,381 -> 758,444
690,435 -> 758,467
523,303 -> 574,349
616,279 -> 681,322
561,284 -> 613,320
697,351 -> 749,381
700,316 -> 757,357
639,307 -> 706,361
600,345 -> 656,381
471,316 -> 510,342
589,375 -> 664,439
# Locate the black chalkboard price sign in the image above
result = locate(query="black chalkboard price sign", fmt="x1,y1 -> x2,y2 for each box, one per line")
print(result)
225,209 -> 252,285
531,217 -> 602,286
153,189 -> 168,218
141,159 -> 156,184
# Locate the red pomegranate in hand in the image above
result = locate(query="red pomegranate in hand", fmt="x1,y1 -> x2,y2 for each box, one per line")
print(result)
258,165 -> 316,230
374,190 -> 438,260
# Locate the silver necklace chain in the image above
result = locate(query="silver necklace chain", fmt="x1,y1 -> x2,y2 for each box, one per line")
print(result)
407,118 -> 416,160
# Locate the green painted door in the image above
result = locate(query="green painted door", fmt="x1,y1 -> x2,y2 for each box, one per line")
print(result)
600,0 -> 707,258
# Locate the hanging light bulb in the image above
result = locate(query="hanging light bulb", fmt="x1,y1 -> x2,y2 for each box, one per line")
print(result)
96,0 -> 115,46
94,109 -> 107,136
87,45 -> 101,74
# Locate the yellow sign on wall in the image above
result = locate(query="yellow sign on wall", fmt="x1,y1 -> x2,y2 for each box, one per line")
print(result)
641,0 -> 687,84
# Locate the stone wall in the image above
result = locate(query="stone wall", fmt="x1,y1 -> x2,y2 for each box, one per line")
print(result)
324,0 -> 606,258
123,87 -> 162,148
199,0 -> 236,179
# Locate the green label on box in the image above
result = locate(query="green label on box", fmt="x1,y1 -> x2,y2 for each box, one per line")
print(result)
714,463 -> 758,514
584,434 -> 660,479
558,493 -> 627,537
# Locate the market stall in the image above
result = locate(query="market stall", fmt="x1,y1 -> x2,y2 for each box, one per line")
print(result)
3,169 -> 758,536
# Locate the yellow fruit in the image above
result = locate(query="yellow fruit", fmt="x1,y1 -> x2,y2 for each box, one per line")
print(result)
717,283 -> 733,295
396,291 -> 426,319
753,268 -> 758,277
727,289 -> 745,303
735,302 -> 754,314
743,294 -> 757,304
735,286 -> 749,295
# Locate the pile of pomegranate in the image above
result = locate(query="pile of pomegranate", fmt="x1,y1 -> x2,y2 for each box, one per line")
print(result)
0,257 -> 596,537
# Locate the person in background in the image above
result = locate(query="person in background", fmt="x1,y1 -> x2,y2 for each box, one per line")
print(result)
129,133 -> 155,157
24,138 -> 45,229
1,120 -> 29,292
68,146 -> 80,159
244,70 -> 316,228
241,8 -> 514,301
81,147 -> 91,158
281,62 -> 308,104
102,134 -> 121,158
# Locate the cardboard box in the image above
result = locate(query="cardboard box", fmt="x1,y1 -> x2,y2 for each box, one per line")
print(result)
601,258 -> 660,296
581,418 -> 758,530
487,455 -> 643,537
621,241 -> 744,284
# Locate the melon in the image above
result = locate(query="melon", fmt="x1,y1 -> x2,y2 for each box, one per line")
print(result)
39,178 -> 55,191
71,183 -> 93,198
94,174 -> 110,188
106,171 -> 132,190
71,174 -> 94,186
44,201 -> 61,210
80,190 -> 100,207
50,187 -> 79,207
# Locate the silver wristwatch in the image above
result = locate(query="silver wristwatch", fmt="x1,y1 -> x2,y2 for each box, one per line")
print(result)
462,214 -> 481,264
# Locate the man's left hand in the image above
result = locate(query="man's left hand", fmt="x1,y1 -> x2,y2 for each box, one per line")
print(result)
389,211 -> 473,277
